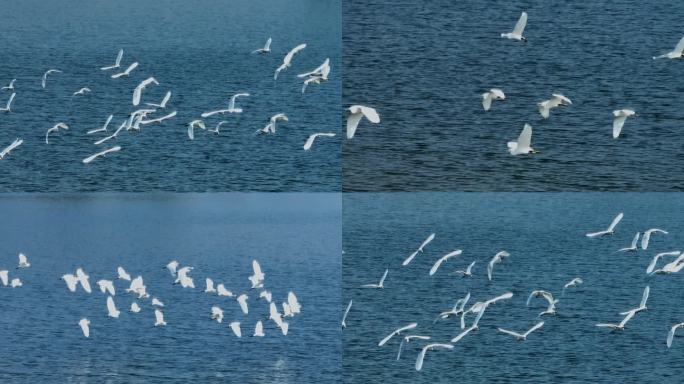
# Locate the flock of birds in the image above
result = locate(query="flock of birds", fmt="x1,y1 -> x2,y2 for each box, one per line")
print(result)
0,38 -> 337,164
345,10 -> 684,156
3,254 -> 300,339
342,211 -> 684,372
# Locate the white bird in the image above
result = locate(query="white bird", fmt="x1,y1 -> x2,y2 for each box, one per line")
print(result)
646,251 -> 681,274
415,343 -> 454,372
346,105 -> 380,139
226,92 -> 249,113
501,11 -> 527,42
146,91 -> 172,109
667,322 -> 684,348
283,302 -> 293,317
269,302 -> 289,335
139,110 -> 177,125
288,292 -> 301,314
97,279 -> 115,296
0,92 -> 16,112
249,260 -> 265,289
42,69 -> 61,89
641,228 -> 668,250
152,298 -> 164,307
361,268 -> 388,289
429,249 -> 462,276
274,43 -> 306,79
205,278 -> 216,293
460,292 -> 513,330
106,296 -> 120,318
45,123 -> 69,144
586,212 -> 624,237
83,146 -> 121,164
10,278 -> 22,288
653,254 -> 684,274
237,294 -> 249,314
618,232 -> 640,252
101,49 -> 124,70
126,276 -> 149,298
2,79 -> 16,91
507,124 -> 536,155
79,318 -> 90,337
72,87 -> 91,97
378,323 -> 418,346
154,309 -> 167,326
254,320 -> 265,337
62,274 -> 78,292
76,268 -> 92,293
175,267 -> 195,288
130,302 -> 141,313
653,36 -> 684,59
487,251 -> 510,281
303,132 -> 336,150
87,115 -> 113,135
229,321 -> 242,337
207,121 -> 228,135
403,233 -> 436,266
132,77 -> 158,106
435,292 -> 471,322
111,62 -> 138,79
596,309 -> 635,330
252,37 -> 272,54
481,89 -> 505,111
342,299 -> 353,329
299,58 -> 331,93
454,260 -> 476,277
256,113 -> 289,135
562,277 -> 583,295
497,321 -> 544,341
0,138 -> 23,159
166,260 -> 179,276
612,109 -> 636,139
117,266 -> 131,281
619,286 -> 650,315
94,120 -> 126,145
188,120 -> 206,140
211,306 -> 224,323
526,290 -> 558,316
259,290 -> 272,302
0,270 -> 8,286
17,253 -> 30,268
537,94 -> 572,119
217,284 -> 233,297
396,335 -> 431,360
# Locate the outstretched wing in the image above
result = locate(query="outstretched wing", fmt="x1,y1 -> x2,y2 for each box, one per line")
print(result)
513,12 -> 528,35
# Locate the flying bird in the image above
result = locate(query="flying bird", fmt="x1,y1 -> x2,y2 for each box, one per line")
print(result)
537,94 -> 572,119
415,343 -> 454,372
429,249 -> 462,276
2,79 -> 16,91
501,12 -> 528,42
497,321 -> 544,341
87,115 -> 113,135
132,77 -> 158,106
256,113 -> 288,135
187,119 -> 206,140
237,294 -> 249,314
79,318 -> 90,337
396,335 -> 431,360
303,132 -> 336,150
361,268 -> 388,289
254,321 -> 265,337
612,109 -> 636,139
586,212 -> 623,237
0,138 -> 22,159
252,37 -> 272,54
342,299 -> 353,329
0,92 -> 16,112
482,89 -> 505,111
83,146 -> 121,164
45,123 -> 69,144
508,124 -> 536,155
646,251 -> 681,274
106,296 -> 120,318
117,266 -> 131,281
42,69 -> 61,89
346,105 -> 380,139
667,322 -> 684,348
596,309 -> 635,331
641,228 -> 668,250
487,251 -> 510,281
274,43 -> 306,79
146,91 -> 172,109
653,36 -> 684,59
249,260 -> 265,289
101,49 -> 124,70
17,253 -> 30,268
72,87 -> 91,97
111,62 -> 139,79
378,322 -> 418,346
454,260 -> 476,277
97,279 -> 115,296
618,232 -> 640,252
154,309 -> 167,326
526,290 -> 558,316
403,233 -> 436,266
562,277 -> 583,295
230,321 -> 242,338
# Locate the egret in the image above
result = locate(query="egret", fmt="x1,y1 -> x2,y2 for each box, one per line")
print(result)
274,43 -> 306,79
45,123 -> 69,144
132,77 -> 158,106
429,249 -> 462,276
154,309 -> 167,326
111,62 -> 138,79
0,92 -> 16,112
254,320 -> 265,337
42,69 -> 61,89
229,321 -> 242,337
537,94 -> 572,119
501,12 -> 528,42
667,322 -> 684,348
453,260 -> 476,277
249,260 -> 265,289
653,36 -> 684,59
0,138 -> 22,159
497,321 -> 544,341
237,294 -> 249,314
487,251 -> 510,281
346,105 -> 380,139
378,323 -> 418,346
642,228 -> 667,250
146,91 -> 171,109
612,109 -> 636,139
79,318 -> 90,337
507,124 -> 536,155
83,146 -> 121,164
17,253 -> 30,268
403,233 -> 436,266
303,133 -> 336,150
618,232 -> 640,252
252,37 -> 272,54
562,277 -> 583,295
342,299 -> 352,329
361,268 -> 388,289
586,212 -> 624,237
106,296 -> 120,318
101,49 -> 124,70
97,280 -> 115,296
481,89 -> 505,111
415,343 -> 454,371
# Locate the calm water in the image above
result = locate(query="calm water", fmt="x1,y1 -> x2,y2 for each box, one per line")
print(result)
0,193 -> 341,383
0,0 -> 341,192
344,193 -> 684,383
343,0 -> 684,191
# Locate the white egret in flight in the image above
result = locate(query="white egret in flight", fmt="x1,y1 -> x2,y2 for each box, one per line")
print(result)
429,249 -> 463,276
346,105 -> 380,139
17,253 -> 30,268
303,132 -> 336,150
526,290 -> 558,316
454,260 -> 476,278
646,251 -> 680,274
378,322 -> 418,346
101,49 -> 124,70
132,77 -> 158,106
83,146 -> 121,164
106,296 -> 120,318
249,260 -> 265,289
217,284 -> 233,297
2,79 -> 16,91
117,266 -> 131,281
254,321 -> 265,337
237,294 -> 249,314
562,277 -> 583,296
79,318 -> 90,337
487,251 -> 510,281
154,309 -> 167,326
230,321 -> 242,338
361,268 -> 388,289
252,37 -> 272,54
482,89 -> 505,111
596,309 -> 635,331
274,43 -> 306,79
667,322 -> 684,348
397,335 -> 431,360
0,92 -> 16,112
618,232 -> 640,252
497,321 -> 544,341
146,91 -> 171,109
72,87 -> 91,97
87,115 -> 113,135
537,94 -> 572,119
42,69 -> 61,89
211,306 -> 224,323
256,113 -> 288,135
508,124 -> 536,155
111,62 -> 138,79
187,120 -> 206,140
130,302 -> 141,313
342,300 -> 352,329
653,36 -> 684,59
403,233 -> 436,266
0,138 -> 22,159
612,109 -> 636,139
45,123 -> 69,144
641,228 -> 668,250
10,278 -> 22,288
415,343 -> 454,371
501,12 -> 528,42
97,279 -> 115,296
586,212 -> 623,237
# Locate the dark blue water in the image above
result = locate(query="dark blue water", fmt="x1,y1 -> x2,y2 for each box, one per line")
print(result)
343,0 -> 684,191
0,193 -> 341,383
343,193 -> 684,383
0,0 -> 341,192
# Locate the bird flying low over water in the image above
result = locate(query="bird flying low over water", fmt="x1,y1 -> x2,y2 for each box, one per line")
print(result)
653,36 -> 684,59
403,233 -> 436,266
482,89 -> 505,111
274,43 -> 306,79
415,343 -> 454,371
111,62 -> 139,79
641,228 -> 667,250
132,77 -> 159,106
508,124 -> 536,155
346,105 -> 380,139
101,49 -> 124,70
501,12 -> 528,42
83,146 -> 121,164
537,94 -> 572,119
497,321 -> 544,341
361,268 -> 388,289
0,92 -> 16,112
298,58 -> 331,93
0,138 -> 22,159
378,322 -> 418,346
303,132 -> 336,150
429,249 -> 463,276
256,113 -> 288,135
252,37 -> 272,54
586,212 -> 623,237
42,69 -> 61,89
612,109 -> 636,139
618,232 -> 640,252
45,123 -> 69,144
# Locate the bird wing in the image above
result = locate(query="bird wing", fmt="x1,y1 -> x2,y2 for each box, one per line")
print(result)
378,330 -> 397,346
466,260 -> 476,274
252,260 -> 263,277
346,112 -> 364,139
640,286 -> 650,308
359,106 -> 380,124
641,231 -> 651,250
607,213 -> 624,232
497,328 -> 523,338
155,309 -> 164,323
487,259 -> 494,281
115,49 -> 123,65
674,36 -> 684,54
107,296 -> 117,315
668,325 -> 677,348
415,346 -> 428,371
303,134 -> 318,150
378,269 -> 389,285
613,115 -> 627,138
402,249 -> 420,266
429,256 -> 447,276
265,38 -> 272,50
538,102 -> 550,119
513,12 -> 528,35
482,93 -> 493,111
630,232 -> 640,249
19,253 -> 27,264
525,321 -> 545,336
283,43 -> 307,64
132,84 -> 143,106
517,124 -> 532,149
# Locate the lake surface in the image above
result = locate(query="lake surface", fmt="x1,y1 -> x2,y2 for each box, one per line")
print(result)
0,0 -> 341,192
343,193 -> 684,383
0,193 -> 341,383
343,0 -> 684,191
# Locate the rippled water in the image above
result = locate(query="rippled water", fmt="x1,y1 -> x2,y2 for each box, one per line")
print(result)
0,0 -> 341,192
0,193 -> 341,383
343,0 -> 684,191
343,193 -> 684,383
